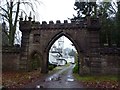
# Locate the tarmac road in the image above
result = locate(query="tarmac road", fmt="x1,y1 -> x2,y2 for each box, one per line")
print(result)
23,64 -> 83,88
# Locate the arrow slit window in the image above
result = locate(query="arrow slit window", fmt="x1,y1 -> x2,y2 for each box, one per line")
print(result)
33,34 -> 40,43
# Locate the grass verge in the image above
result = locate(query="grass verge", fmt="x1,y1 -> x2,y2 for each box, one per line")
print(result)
74,74 -> 120,88
74,74 -> 119,82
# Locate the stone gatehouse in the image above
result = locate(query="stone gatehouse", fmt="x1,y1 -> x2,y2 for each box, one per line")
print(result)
2,16 -> 120,75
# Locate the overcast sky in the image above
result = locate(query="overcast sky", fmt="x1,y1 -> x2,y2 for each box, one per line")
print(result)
37,0 -> 76,23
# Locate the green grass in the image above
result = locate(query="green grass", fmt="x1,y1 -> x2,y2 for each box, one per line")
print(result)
74,74 -> 119,82
65,63 -> 70,67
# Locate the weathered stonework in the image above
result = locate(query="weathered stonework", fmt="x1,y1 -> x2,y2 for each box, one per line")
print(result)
2,16 -> 120,75
2,46 -> 20,71
100,48 -> 120,75
19,16 -> 102,75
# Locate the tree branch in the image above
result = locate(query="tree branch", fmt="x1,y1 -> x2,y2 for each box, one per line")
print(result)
14,1 -> 20,27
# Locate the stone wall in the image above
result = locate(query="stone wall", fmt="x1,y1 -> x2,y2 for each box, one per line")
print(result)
2,46 -> 20,71
99,48 -> 120,75
101,55 -> 120,75
2,16 -> 119,75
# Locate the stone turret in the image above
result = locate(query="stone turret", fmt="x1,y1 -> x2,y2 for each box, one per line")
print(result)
19,14 -> 33,71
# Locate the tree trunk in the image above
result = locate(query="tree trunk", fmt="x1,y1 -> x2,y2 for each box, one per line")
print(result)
8,0 -> 20,46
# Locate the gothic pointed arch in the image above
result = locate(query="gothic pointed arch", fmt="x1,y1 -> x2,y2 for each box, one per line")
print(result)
45,31 -> 83,55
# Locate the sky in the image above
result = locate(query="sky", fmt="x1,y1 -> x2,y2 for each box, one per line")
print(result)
37,0 -> 76,23
54,36 -> 76,50
36,0 -> 76,50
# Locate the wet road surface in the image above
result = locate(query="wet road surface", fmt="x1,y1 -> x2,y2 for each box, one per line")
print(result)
24,64 -> 83,88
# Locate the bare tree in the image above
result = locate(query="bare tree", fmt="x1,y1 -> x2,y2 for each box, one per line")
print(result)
0,0 -> 40,46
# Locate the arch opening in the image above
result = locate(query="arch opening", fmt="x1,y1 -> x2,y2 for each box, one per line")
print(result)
46,32 -> 82,74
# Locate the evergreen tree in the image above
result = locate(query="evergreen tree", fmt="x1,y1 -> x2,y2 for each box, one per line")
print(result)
72,0 -> 118,47
72,0 -> 97,21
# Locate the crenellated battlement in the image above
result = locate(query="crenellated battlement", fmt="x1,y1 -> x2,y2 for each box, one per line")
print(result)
20,19 -> 86,31
39,19 -> 86,29
19,15 -> 101,32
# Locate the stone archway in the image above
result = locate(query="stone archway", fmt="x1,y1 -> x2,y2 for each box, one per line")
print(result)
19,17 -> 101,75
43,31 -> 87,74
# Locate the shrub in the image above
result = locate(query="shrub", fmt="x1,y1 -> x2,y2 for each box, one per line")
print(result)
48,64 -> 55,70
73,64 -> 79,73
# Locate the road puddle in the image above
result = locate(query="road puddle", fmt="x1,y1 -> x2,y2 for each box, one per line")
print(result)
45,77 -> 53,81
67,78 -> 74,82
36,85 -> 44,88
67,75 -> 72,78
45,75 -> 61,82
67,75 -> 74,82
36,85 -> 40,88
